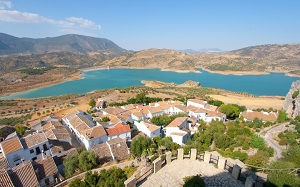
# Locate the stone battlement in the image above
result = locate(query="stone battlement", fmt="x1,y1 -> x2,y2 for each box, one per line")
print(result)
125,148 -> 267,187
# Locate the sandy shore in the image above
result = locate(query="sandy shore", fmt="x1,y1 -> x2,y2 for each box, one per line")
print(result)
200,67 -> 269,76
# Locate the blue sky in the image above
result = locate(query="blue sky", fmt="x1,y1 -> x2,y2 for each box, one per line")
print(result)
0,0 -> 300,51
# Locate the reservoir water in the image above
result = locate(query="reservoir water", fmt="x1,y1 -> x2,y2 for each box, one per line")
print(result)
2,68 -> 299,99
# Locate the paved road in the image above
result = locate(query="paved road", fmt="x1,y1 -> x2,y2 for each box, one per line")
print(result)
259,122 -> 289,160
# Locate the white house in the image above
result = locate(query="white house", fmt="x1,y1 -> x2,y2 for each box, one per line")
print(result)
187,99 -> 207,109
95,98 -> 107,111
187,106 -> 225,122
0,132 -> 51,167
62,110 -> 108,150
134,121 -> 161,138
165,117 -> 190,145
106,123 -> 131,141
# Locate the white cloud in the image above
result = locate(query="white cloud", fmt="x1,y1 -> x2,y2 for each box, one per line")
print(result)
0,5 -> 100,34
0,0 -> 12,9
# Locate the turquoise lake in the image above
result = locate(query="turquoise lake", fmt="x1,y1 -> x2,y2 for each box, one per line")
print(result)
2,68 -> 299,99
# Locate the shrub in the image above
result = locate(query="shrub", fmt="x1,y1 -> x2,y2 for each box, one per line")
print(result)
98,116 -> 110,122
15,125 -> 27,136
246,151 -> 269,168
250,135 -> 265,150
207,99 -> 224,107
277,110 -> 289,123
292,90 -> 299,99
89,99 -> 96,108
183,175 -> 205,187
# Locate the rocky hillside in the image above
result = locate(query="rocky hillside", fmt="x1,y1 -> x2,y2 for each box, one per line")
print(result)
283,80 -> 300,118
0,33 -> 126,55
102,44 -> 300,75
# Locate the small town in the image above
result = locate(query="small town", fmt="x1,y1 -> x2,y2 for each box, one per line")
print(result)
1,89 -> 298,187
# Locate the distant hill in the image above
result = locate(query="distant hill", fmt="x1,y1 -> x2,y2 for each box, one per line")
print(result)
0,33 -> 126,55
179,48 -> 223,54
103,44 -> 300,76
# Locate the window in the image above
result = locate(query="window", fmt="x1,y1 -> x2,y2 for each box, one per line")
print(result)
36,147 -> 41,155
45,178 -> 50,185
43,144 -> 48,151
32,157 -> 37,161
30,149 -> 34,154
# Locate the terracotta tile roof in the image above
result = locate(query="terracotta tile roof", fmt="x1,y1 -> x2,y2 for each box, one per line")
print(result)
148,106 -> 167,114
91,143 -> 113,163
22,132 -> 47,148
33,155 -> 58,180
43,121 -> 71,140
64,111 -> 106,140
107,138 -> 129,161
0,157 -> 9,170
84,125 -> 107,140
96,99 -> 106,107
241,111 -> 278,122
1,137 -> 23,155
28,119 -> 41,128
116,111 -> 132,121
167,117 -> 188,127
204,104 -> 219,112
206,110 -> 225,118
106,123 -> 130,136
103,107 -> 126,115
10,161 -> 39,187
188,99 -> 207,105
121,104 -> 137,110
174,105 -> 188,112
50,145 -> 64,154
0,169 -> 14,187
187,106 -> 208,113
4,132 -> 17,140
142,121 -> 160,132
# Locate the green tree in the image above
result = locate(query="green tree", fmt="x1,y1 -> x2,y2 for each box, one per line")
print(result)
283,145 -> 300,167
15,125 -> 27,136
130,136 -> 153,157
84,171 -> 99,186
97,168 -> 127,187
63,156 -> 79,177
183,175 -> 205,187
89,99 -> 96,108
219,104 -> 241,119
266,161 -> 300,187
214,134 -> 232,149
69,178 -> 86,187
78,151 -> 98,171
277,110 -> 289,123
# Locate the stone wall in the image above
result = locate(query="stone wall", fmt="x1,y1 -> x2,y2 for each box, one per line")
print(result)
124,149 -> 266,187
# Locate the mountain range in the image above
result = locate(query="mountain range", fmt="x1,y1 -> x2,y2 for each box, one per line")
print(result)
0,33 -> 299,77
0,33 -> 125,55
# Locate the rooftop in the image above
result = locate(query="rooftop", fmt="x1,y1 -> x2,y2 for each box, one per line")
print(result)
1,137 -> 23,155
10,161 -> 39,187
167,117 -> 188,128
106,123 -> 130,136
22,132 -> 48,149
188,99 -> 207,105
0,169 -> 14,187
33,155 -> 58,180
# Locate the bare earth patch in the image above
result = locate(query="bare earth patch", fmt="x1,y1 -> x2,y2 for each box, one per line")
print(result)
209,94 -> 284,110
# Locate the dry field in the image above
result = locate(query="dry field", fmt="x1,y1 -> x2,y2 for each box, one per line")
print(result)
209,94 -> 284,110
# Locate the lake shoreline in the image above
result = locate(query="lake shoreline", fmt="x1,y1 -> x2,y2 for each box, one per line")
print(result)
1,68 -> 298,99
